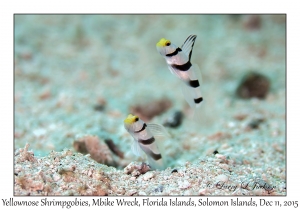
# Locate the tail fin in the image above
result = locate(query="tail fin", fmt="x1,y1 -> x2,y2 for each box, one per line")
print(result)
192,105 -> 203,124
147,155 -> 165,170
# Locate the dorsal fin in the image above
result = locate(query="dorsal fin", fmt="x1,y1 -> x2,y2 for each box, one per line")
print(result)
181,34 -> 197,61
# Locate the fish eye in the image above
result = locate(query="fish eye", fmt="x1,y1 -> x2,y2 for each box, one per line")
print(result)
166,41 -> 171,46
135,117 -> 139,122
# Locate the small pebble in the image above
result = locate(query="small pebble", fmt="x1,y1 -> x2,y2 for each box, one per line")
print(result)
93,98 -> 106,111
216,174 -> 229,183
154,185 -> 164,193
130,98 -> 172,121
183,189 -> 194,195
243,15 -> 261,30
139,162 -> 151,174
255,179 -> 274,192
143,172 -> 154,181
234,113 -> 248,121
171,168 -> 178,173
58,165 -> 76,174
253,188 -> 264,196
126,190 -> 137,196
198,177 -> 202,185
279,183 -> 286,192
178,180 -> 191,189
124,162 -> 150,176
215,154 -> 226,160
52,173 -> 61,182
248,118 -> 264,129
236,72 -> 270,99
93,104 -> 105,112
73,140 -> 88,154
39,90 -> 51,100
227,121 -> 236,128
163,111 -> 183,128
130,177 -> 136,181
219,164 -> 229,171
213,150 -> 219,155
138,191 -> 147,196
87,169 -> 93,177
198,188 -> 208,195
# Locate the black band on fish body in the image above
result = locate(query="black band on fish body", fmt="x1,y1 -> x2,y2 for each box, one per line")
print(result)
166,47 -> 182,57
138,137 -> 155,145
171,61 -> 192,71
194,97 -> 203,104
189,80 -> 200,88
134,123 -> 147,133
139,144 -> 162,161
149,152 -> 162,161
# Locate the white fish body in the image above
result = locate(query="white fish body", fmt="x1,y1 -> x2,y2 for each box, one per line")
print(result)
156,35 -> 203,121
124,114 -> 169,170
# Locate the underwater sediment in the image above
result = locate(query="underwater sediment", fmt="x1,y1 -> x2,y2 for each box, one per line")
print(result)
14,14 -> 286,196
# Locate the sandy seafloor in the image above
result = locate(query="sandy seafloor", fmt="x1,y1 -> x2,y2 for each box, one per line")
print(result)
14,15 -> 286,196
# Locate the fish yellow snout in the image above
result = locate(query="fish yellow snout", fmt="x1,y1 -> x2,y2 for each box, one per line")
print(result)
124,114 -> 138,125
156,38 -> 171,47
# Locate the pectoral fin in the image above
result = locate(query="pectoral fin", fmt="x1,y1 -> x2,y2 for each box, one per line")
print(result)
147,123 -> 171,138
131,139 -> 143,157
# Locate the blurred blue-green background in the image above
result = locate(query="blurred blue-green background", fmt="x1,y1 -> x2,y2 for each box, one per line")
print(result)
15,15 -> 285,168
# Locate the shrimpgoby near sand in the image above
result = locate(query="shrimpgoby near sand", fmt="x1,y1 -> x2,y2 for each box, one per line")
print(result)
156,35 -> 203,121
124,114 -> 169,170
